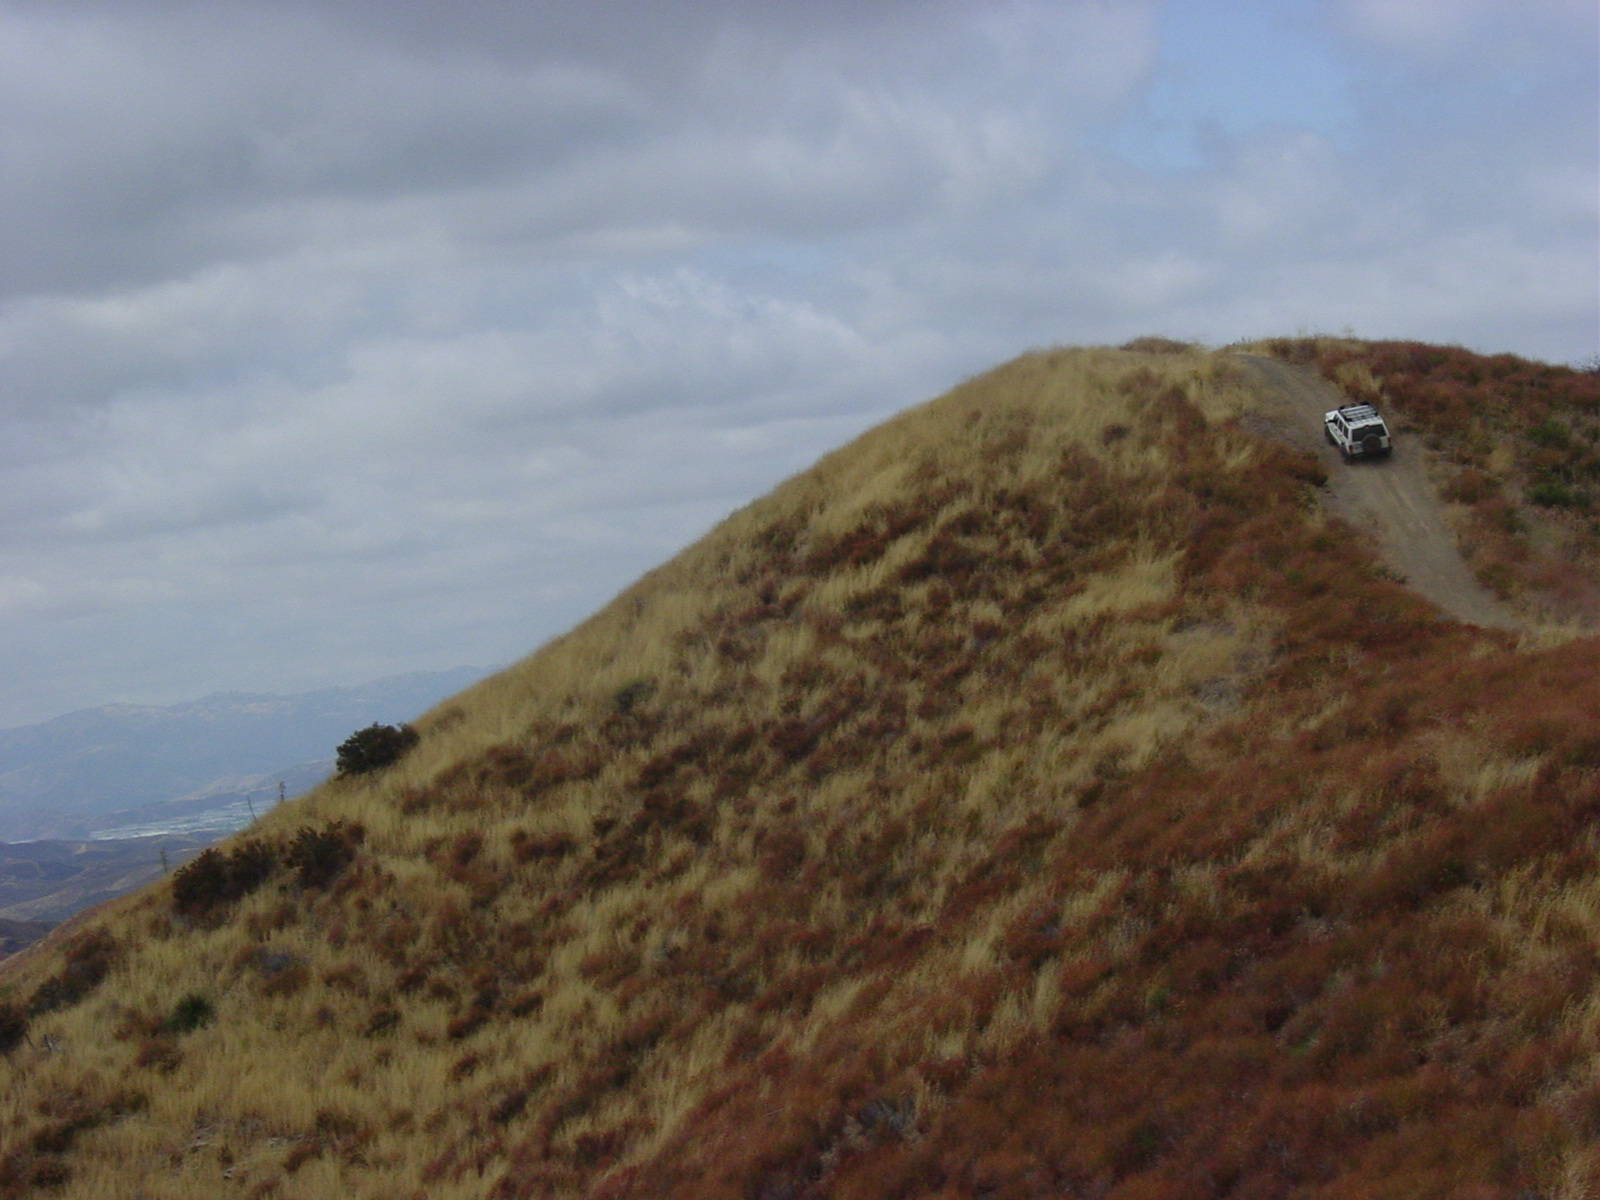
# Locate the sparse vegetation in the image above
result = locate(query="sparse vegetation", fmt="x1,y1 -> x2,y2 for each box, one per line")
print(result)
1,343 -> 1598,1199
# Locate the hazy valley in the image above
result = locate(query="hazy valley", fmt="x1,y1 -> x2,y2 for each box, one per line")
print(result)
0,669 -> 489,954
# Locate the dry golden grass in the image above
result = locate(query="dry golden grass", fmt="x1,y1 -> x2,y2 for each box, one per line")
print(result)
4,342 -> 1599,1199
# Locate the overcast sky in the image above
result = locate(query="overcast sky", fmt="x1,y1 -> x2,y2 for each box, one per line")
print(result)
2,0 -> 1596,728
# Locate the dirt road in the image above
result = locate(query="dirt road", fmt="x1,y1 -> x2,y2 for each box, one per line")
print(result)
1235,354 -> 1519,631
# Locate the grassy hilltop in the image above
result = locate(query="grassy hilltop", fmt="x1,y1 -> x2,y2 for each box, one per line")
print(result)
3,341 -> 1600,1199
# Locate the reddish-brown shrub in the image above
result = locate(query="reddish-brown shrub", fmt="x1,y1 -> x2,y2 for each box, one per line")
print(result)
510,829 -> 578,864
286,821 -> 364,888
28,929 -> 118,1016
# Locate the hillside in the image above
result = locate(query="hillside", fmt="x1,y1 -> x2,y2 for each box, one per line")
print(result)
3,342 -> 1600,1199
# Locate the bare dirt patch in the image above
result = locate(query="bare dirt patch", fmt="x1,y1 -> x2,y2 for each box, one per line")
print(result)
1235,354 -> 1519,631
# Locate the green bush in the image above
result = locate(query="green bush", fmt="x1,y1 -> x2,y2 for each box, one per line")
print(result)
612,679 -> 655,716
336,723 -> 420,776
1526,419 -> 1570,448
1527,477 -> 1587,509
162,993 -> 215,1035
0,1001 -> 27,1055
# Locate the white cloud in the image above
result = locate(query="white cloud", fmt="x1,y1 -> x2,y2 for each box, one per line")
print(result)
0,0 -> 1593,728
1336,0 -> 1595,54
0,576 -> 49,621
1206,133 -> 1347,244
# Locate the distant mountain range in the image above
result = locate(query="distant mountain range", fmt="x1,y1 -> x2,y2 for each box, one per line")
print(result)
0,666 -> 490,841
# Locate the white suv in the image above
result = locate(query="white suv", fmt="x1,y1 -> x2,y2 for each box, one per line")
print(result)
1324,403 -> 1392,460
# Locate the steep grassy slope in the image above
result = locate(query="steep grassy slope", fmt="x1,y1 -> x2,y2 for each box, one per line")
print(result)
3,345 -> 1599,1199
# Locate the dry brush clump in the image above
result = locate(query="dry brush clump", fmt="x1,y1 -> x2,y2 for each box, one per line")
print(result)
2,343 -> 1599,1199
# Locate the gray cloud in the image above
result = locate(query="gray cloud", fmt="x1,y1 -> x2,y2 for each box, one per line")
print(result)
0,0 -> 1594,728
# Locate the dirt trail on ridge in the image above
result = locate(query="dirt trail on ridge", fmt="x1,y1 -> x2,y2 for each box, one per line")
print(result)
1234,354 -> 1519,631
